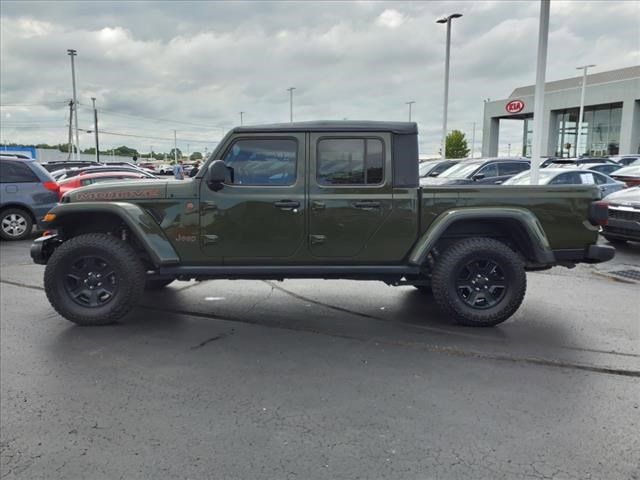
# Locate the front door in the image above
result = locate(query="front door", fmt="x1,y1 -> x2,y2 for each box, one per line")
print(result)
200,133 -> 306,262
308,132 -> 393,258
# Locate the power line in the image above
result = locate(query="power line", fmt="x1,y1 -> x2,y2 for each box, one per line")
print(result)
0,101 -> 69,107
87,128 -> 219,144
77,103 -> 225,130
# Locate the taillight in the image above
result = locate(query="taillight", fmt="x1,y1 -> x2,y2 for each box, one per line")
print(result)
42,181 -> 61,199
588,200 -> 608,226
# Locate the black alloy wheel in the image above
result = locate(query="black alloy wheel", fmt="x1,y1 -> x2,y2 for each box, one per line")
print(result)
63,255 -> 118,307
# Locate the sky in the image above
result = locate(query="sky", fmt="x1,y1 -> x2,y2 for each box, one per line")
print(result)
1,0 -> 639,157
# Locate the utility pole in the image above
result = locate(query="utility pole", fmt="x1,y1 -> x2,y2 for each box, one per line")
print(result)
436,13 -> 462,160
406,101 -> 416,121
529,0 -> 550,185
91,97 -> 100,163
67,49 -> 80,161
173,130 -> 178,163
287,87 -> 296,123
150,145 -> 153,160
508,143 -> 512,156
470,121 -> 476,158
576,64 -> 596,157
239,111 -> 244,126
67,99 -> 74,161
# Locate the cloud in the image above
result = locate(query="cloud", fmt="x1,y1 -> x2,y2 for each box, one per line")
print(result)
0,0 -> 638,156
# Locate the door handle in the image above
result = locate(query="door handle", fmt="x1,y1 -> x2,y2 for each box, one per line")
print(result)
352,201 -> 381,210
274,200 -> 300,211
201,201 -> 218,211
312,201 -> 326,211
309,234 -> 326,245
204,234 -> 219,245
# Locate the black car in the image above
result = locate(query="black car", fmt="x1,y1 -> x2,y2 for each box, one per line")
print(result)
419,159 -> 460,178
608,154 -> 640,166
420,157 -> 530,186
601,187 -> 640,244
41,161 -> 101,172
546,157 -> 618,168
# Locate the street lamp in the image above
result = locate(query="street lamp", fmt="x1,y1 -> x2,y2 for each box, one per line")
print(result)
67,49 -> 79,161
287,87 -> 296,123
405,101 -> 415,122
436,13 -> 462,160
576,64 -> 596,157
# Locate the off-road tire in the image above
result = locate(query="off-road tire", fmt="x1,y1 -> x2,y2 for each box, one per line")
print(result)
44,233 -> 146,326
431,237 -> 526,327
0,207 -> 33,241
603,235 -> 627,245
145,278 -> 174,290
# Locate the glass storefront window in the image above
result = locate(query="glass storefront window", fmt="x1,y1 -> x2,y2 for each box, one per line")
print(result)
553,103 -> 622,157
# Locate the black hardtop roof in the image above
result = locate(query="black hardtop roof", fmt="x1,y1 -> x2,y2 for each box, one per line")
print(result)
231,120 -> 418,135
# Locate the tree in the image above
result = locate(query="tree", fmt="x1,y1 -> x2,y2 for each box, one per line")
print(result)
445,130 -> 470,159
189,151 -> 203,161
169,148 -> 182,161
113,145 -> 138,157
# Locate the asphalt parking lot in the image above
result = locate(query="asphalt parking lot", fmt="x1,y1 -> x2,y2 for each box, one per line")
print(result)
1,237 -> 639,479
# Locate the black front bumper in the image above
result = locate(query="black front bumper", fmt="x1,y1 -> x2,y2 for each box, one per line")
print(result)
30,234 -> 62,265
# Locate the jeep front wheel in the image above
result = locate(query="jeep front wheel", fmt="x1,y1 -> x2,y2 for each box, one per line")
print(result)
431,237 -> 526,327
44,233 -> 146,326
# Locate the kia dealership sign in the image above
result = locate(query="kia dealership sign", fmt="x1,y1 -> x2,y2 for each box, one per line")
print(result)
505,99 -> 525,114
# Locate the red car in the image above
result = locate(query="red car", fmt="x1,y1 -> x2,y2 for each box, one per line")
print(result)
57,171 -> 153,199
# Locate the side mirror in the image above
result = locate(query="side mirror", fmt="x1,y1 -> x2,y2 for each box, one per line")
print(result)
207,160 -> 227,191
472,173 -> 486,181
428,172 -> 439,177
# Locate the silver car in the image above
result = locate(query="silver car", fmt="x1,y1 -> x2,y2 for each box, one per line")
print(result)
503,168 -> 625,197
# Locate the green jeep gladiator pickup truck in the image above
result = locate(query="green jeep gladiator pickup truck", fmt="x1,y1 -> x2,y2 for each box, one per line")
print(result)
31,121 -> 614,327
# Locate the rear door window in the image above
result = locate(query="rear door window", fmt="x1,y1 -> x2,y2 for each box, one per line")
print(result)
0,160 -> 39,183
317,138 -> 384,185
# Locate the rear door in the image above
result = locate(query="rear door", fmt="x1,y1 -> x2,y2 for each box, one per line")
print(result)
308,132 -> 393,258
0,159 -> 41,206
496,161 -> 530,184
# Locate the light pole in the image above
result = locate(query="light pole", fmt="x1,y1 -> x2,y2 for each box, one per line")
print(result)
173,130 -> 178,163
576,64 -> 595,157
91,97 -> 100,163
287,87 -> 296,123
529,0 -> 550,185
436,13 -> 462,160
406,101 -> 415,121
239,111 -> 244,126
470,121 -> 476,158
67,49 -> 80,161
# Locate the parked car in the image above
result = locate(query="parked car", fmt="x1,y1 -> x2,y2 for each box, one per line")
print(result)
54,165 -> 158,181
608,154 -> 640,166
0,157 -> 59,240
610,165 -> 640,187
545,157 -> 617,168
600,187 -> 640,244
504,168 -> 625,197
0,153 -> 32,160
564,162 -> 623,176
58,171 -> 157,199
156,164 -> 174,175
41,161 -> 101,172
32,121 -> 613,328
421,158 -> 530,185
419,159 -> 460,178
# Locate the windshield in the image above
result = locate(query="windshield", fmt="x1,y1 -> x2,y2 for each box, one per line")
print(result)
503,170 -> 558,185
419,162 -> 438,176
438,161 -> 483,178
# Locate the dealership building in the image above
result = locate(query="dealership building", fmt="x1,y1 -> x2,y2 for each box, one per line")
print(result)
482,65 -> 640,158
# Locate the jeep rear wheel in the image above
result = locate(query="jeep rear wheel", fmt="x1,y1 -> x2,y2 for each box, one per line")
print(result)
431,238 -> 526,327
44,233 -> 146,326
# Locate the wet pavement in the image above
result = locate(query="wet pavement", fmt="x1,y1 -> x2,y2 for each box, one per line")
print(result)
1,238 -> 639,479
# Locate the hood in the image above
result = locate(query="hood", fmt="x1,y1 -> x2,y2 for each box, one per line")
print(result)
63,179 -> 169,203
604,186 -> 640,207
